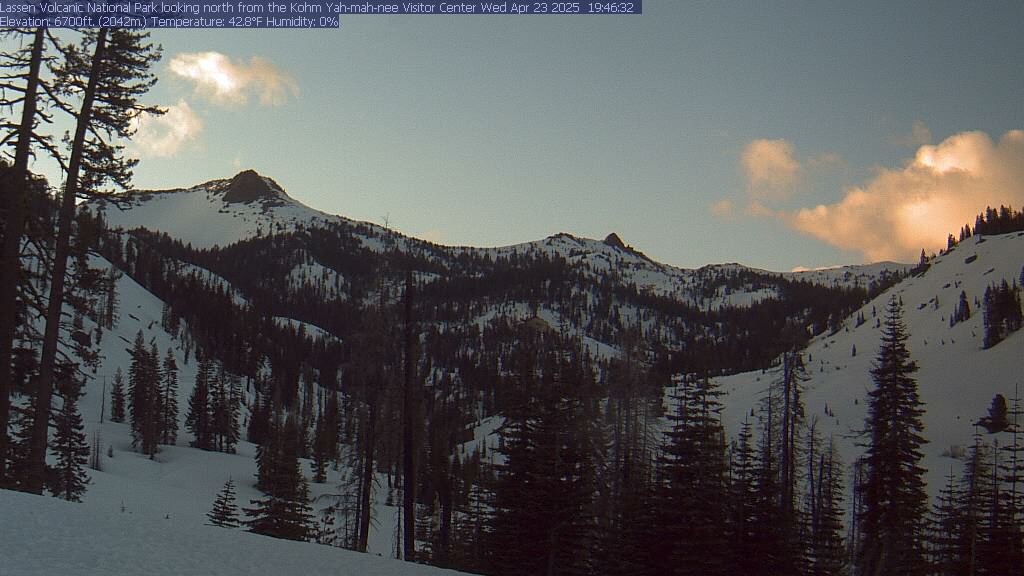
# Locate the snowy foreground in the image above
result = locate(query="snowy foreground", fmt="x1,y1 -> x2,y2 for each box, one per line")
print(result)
0,488 -> 464,576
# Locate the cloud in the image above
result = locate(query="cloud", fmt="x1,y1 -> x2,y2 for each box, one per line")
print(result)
131,99 -> 203,157
894,120 -> 933,148
742,138 -> 801,202
709,199 -> 735,218
169,52 -> 298,107
778,130 -> 1024,262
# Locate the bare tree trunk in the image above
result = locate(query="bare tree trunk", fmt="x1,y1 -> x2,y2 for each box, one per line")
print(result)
357,394 -> 376,553
0,27 -> 45,484
25,30 -> 108,494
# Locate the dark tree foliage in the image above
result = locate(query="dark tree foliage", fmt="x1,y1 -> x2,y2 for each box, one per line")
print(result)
857,296 -> 929,576
487,334 -> 602,576
982,280 -> 1022,349
109,367 -> 126,423
186,356 -> 213,450
128,332 -> 160,456
246,411 -> 312,541
208,477 -> 240,528
655,374 -> 730,576
47,377 -> 90,502
160,348 -> 178,445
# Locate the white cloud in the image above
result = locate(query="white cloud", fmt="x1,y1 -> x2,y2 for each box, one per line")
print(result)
742,138 -> 801,202
169,52 -> 298,107
131,99 -> 203,158
780,130 -> 1024,262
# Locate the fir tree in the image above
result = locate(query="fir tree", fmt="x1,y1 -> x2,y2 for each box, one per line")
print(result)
208,477 -> 240,528
160,348 -> 179,445
186,357 -> 212,450
657,373 -> 731,576
48,379 -> 90,502
25,28 -> 163,493
808,438 -> 846,576
857,296 -> 929,576
245,411 -> 313,541
110,367 -> 126,423
128,332 -> 160,456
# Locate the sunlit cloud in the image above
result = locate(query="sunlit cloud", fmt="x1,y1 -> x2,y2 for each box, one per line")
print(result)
169,52 -> 298,107
742,138 -> 801,202
776,130 -> 1024,262
130,99 -> 203,158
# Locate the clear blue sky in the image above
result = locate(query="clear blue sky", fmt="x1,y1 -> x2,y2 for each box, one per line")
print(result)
101,2 -> 1024,270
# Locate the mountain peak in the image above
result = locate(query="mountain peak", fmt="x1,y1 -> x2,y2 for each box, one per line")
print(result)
223,170 -> 286,204
603,232 -> 626,249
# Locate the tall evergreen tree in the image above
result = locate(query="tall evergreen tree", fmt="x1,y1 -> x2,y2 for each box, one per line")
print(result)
0,26 -> 64,484
808,438 -> 846,576
109,367 -> 126,423
26,29 -> 162,492
656,373 -> 731,576
47,378 -> 90,502
128,332 -> 159,456
857,296 -> 929,576
186,356 -> 213,450
245,411 -> 313,541
160,348 -> 178,445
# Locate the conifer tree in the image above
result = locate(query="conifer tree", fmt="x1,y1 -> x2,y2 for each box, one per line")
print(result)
0,26 -> 65,483
927,469 -> 966,576
245,411 -> 313,541
808,438 -> 846,576
26,28 -> 162,492
186,356 -> 212,450
128,332 -> 159,456
857,296 -> 928,576
728,417 -> 762,575
208,477 -> 240,528
48,379 -> 90,502
160,348 -> 178,445
110,367 -> 126,423
656,373 -> 730,576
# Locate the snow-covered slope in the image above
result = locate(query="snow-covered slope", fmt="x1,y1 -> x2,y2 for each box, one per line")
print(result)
46,253 -> 410,564
717,231 -> 1024,495
0,488 -> 464,576
94,171 -> 346,250
93,170 -> 906,315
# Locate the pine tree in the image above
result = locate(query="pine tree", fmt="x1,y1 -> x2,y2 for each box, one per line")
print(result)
0,26 -> 66,484
808,439 -> 846,576
487,341 -> 602,576
657,373 -> 731,576
160,348 -> 178,445
25,28 -> 162,493
208,477 -> 240,528
245,411 -> 313,541
728,417 -> 762,575
128,332 -> 159,456
857,296 -> 929,576
48,379 -> 90,502
927,469 -> 966,576
186,357 -> 212,450
110,367 -> 126,423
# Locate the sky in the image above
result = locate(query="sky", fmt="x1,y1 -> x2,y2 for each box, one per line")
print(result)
25,2 -> 1024,271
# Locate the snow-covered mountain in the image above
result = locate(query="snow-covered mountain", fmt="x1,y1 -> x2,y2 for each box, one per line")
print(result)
15,169 -> 1020,574
92,170 -> 906,310
719,230 -> 1024,496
